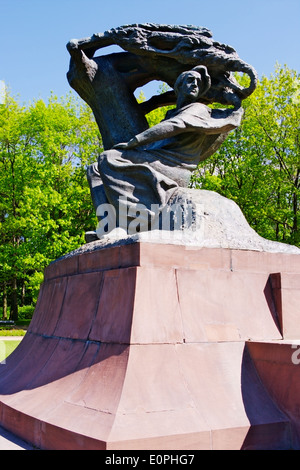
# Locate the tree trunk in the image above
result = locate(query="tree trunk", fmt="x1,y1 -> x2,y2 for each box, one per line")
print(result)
10,277 -> 18,322
21,280 -> 25,307
2,282 -> 8,320
293,191 -> 299,244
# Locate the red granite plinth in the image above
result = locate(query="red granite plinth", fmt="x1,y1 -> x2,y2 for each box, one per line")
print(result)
0,242 -> 300,450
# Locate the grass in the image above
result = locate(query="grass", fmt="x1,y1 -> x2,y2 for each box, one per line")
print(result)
0,329 -> 27,336
0,329 -> 25,362
0,340 -> 22,363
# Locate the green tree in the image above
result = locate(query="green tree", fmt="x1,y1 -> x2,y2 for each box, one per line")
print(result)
0,93 -> 101,320
191,65 -> 300,247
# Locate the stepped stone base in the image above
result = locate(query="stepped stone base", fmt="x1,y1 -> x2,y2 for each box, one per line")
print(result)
0,241 -> 300,450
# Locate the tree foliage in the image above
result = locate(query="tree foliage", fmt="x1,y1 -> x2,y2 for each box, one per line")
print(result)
0,93 -> 101,319
190,65 -> 300,247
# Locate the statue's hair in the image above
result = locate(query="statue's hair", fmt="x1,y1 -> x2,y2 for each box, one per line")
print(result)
174,66 -> 211,98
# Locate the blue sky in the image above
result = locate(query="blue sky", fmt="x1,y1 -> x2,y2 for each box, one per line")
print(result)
1,0 -> 299,104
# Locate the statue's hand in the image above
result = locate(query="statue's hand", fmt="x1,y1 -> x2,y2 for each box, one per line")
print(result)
113,142 -> 129,149
66,39 -> 79,52
113,137 -> 139,150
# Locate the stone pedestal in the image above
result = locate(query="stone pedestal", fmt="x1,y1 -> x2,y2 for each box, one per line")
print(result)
0,241 -> 300,450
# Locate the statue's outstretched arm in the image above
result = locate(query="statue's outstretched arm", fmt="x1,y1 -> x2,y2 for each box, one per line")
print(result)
114,106 -> 243,149
113,118 -> 185,150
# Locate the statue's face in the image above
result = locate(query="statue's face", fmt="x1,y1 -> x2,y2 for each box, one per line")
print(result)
179,72 -> 201,101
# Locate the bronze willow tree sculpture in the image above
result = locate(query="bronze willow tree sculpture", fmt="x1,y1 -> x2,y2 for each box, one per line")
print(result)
67,23 -> 257,148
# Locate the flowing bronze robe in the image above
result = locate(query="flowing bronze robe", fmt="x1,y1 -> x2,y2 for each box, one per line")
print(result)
96,103 -> 242,225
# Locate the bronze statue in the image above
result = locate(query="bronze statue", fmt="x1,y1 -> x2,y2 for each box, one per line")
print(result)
66,24 -> 256,242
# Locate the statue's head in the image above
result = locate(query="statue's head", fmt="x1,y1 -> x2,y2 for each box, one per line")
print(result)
174,66 -> 211,104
